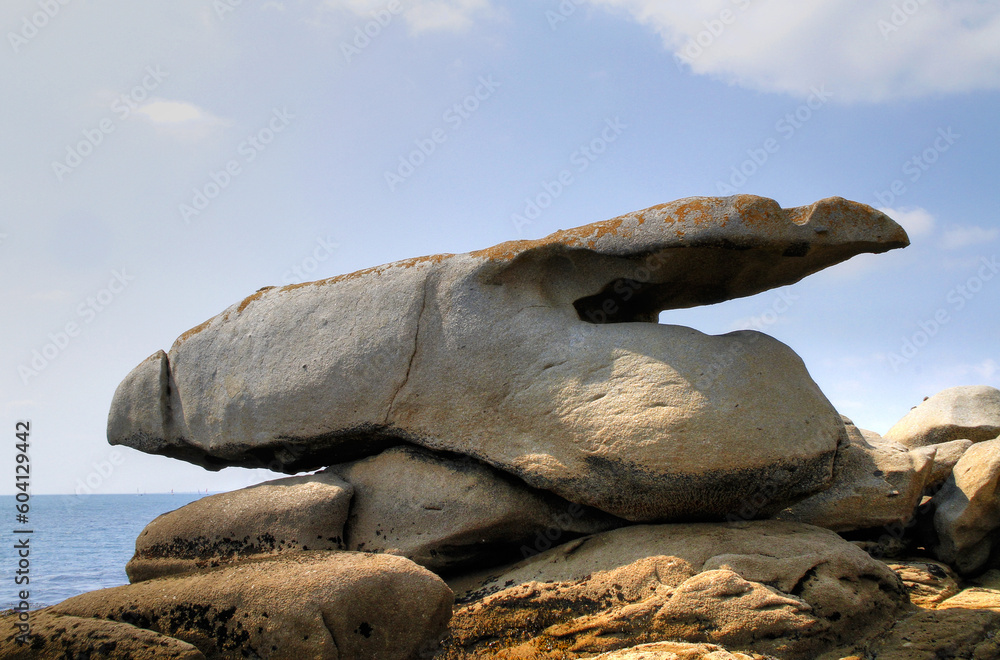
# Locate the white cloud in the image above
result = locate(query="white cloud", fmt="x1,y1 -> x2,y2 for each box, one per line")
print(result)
942,225 -> 1000,250
406,0 -> 494,32
934,359 -> 1000,383
972,359 -> 999,380
323,0 -> 494,33
138,100 -> 207,124
584,0 -> 1000,102
877,206 -> 934,238
136,99 -> 232,140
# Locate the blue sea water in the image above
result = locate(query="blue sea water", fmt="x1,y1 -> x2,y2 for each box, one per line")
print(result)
2,493 -> 206,609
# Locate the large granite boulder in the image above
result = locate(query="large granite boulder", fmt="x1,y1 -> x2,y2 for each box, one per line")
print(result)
933,436 -> 1000,575
107,195 -> 907,522
52,551 -> 453,659
126,472 -> 353,582
886,385 -> 1000,448
0,609 -> 205,659
331,445 -> 622,573
438,521 -> 908,659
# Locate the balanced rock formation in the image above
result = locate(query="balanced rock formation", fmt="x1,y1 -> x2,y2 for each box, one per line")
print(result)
107,195 -> 907,521
330,445 -> 622,572
439,521 -> 908,659
126,472 -> 353,582
53,552 -> 453,659
886,385 -> 1000,448
933,436 -> 1000,575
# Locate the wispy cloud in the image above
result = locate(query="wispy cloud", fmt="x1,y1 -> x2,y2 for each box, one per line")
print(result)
877,206 -> 935,237
583,0 -> 1000,102
406,0 -> 495,32
322,0 -> 496,33
942,225 -> 1000,250
136,99 -> 232,140
931,358 -> 1000,384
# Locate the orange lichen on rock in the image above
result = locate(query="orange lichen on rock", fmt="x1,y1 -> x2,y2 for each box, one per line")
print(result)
471,218 -> 631,262
731,195 -> 784,231
673,198 -> 721,227
236,289 -> 268,314
175,318 -> 213,344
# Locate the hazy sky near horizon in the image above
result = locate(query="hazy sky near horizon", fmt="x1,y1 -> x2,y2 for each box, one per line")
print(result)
2,0 -> 999,495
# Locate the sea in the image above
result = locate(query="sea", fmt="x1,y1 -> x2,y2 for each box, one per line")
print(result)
2,493 -> 206,610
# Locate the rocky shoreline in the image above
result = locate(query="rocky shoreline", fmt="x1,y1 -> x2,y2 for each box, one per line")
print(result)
5,196 -> 998,659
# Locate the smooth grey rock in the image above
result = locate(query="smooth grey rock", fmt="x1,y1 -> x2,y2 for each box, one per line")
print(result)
933,436 -> 1000,575
926,438 -> 973,489
126,472 -> 353,583
108,195 -> 907,521
886,385 -> 1000,448
330,445 -> 621,572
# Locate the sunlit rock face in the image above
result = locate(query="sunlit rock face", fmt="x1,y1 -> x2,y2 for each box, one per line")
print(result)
108,195 -> 908,521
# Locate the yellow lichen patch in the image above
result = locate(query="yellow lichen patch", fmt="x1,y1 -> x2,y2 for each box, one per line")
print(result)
468,238 -> 541,262
636,202 -> 676,223
471,218 -> 631,262
176,318 -> 213,344
731,195 -> 784,231
672,198 -> 721,228
279,265 -> 381,292
784,203 -> 816,227
394,253 -> 453,268
236,289 -> 268,314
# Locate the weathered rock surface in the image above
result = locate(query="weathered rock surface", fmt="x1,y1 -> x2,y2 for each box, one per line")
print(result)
776,418 -> 938,531
933,436 -> 1000,575
108,195 -> 907,521
0,609 -> 206,659
938,586 -> 1000,611
331,445 -> 622,573
127,472 -> 353,582
438,521 -> 907,660
925,438 -> 973,488
971,568 -> 1000,590
591,641 -> 766,659
886,385 -> 1000,448
885,559 -> 961,607
776,416 -> 973,533
53,551 -> 453,660
861,607 -> 1000,659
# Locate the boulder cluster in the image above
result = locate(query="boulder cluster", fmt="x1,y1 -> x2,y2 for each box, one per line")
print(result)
5,196 -> 999,659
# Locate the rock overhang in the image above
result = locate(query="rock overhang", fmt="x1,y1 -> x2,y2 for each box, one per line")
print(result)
107,194 -> 908,521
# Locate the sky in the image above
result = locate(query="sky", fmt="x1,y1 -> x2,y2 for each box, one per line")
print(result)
2,0 -> 999,495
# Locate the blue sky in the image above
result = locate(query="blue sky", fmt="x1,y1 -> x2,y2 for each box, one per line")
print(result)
2,0 -> 998,495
